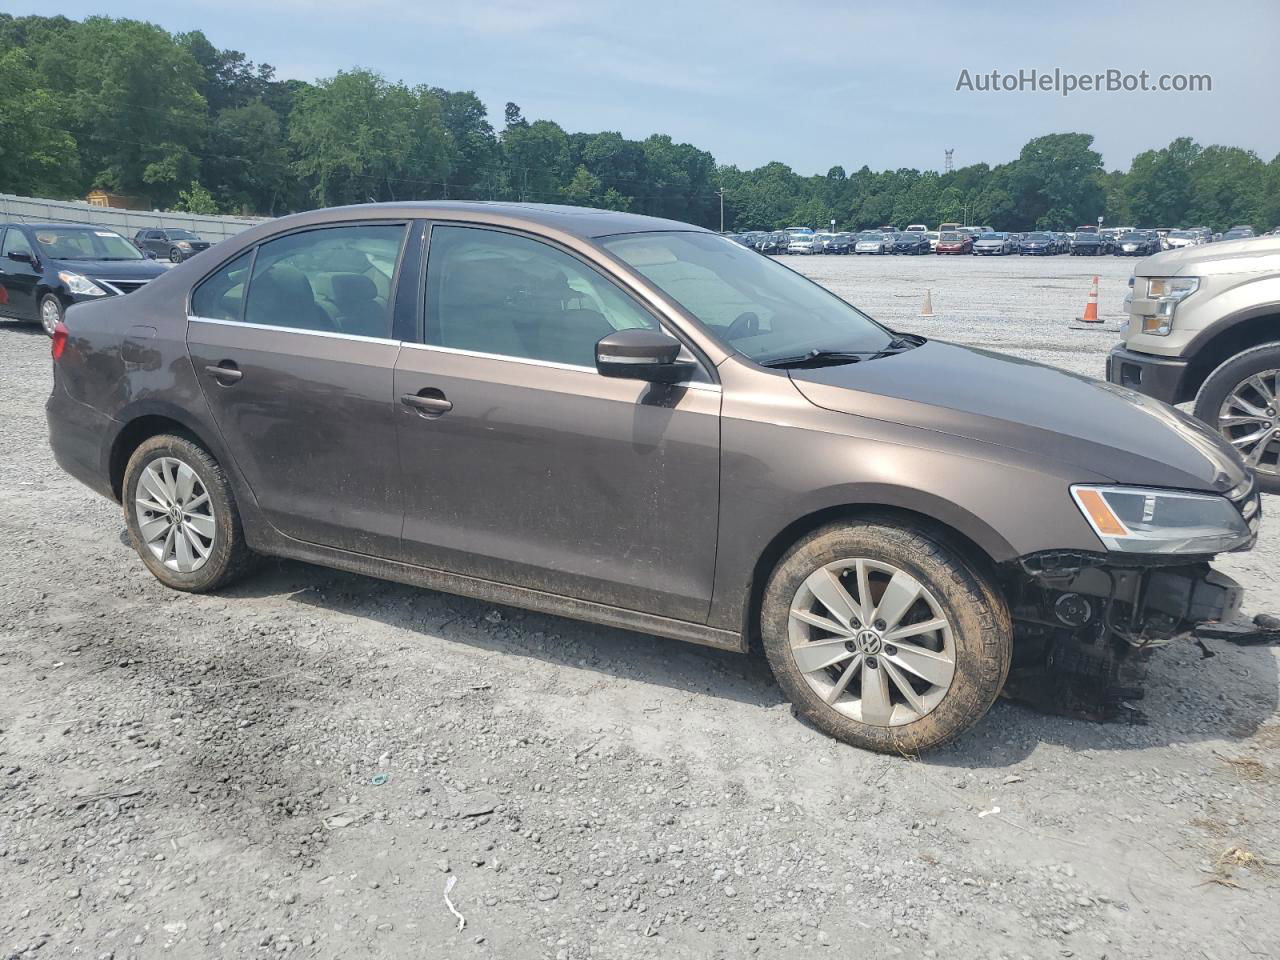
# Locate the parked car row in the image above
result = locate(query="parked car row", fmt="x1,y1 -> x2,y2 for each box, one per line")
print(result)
729,223 -> 1269,259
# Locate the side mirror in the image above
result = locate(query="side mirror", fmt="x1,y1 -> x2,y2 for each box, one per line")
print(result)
596,329 -> 697,384
7,251 -> 34,264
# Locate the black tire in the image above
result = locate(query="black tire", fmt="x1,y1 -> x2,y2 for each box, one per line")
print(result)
38,293 -> 64,337
1193,342 -> 1280,493
760,518 -> 1011,754
122,434 -> 260,592
169,247 -> 184,263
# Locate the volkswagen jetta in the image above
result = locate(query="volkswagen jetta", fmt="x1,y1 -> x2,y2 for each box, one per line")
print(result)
46,202 -> 1259,753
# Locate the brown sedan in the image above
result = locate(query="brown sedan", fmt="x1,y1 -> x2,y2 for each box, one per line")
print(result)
46,202 -> 1258,752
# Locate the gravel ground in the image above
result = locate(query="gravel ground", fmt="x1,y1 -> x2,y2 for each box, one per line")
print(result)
2,254 -> 1278,960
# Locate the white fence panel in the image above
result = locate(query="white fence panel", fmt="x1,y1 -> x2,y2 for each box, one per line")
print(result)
0,193 -> 268,241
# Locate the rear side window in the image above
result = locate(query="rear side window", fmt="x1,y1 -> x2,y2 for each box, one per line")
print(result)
2,229 -> 34,258
191,251 -> 254,322
424,226 -> 656,367
243,224 -> 406,337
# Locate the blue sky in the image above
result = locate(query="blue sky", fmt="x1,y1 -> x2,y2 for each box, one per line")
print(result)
5,1 -> 1278,174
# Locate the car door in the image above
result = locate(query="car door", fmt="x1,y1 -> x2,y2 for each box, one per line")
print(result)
393,223 -> 721,623
185,221 -> 412,556
0,228 -> 41,320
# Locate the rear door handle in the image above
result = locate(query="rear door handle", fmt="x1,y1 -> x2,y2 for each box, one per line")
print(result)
204,362 -> 243,384
400,391 -> 452,416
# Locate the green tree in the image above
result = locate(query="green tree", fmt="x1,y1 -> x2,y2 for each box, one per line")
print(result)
0,48 -> 79,196
173,180 -> 219,214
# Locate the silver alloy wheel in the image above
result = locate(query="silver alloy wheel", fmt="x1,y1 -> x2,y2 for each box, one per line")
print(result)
40,297 -> 61,336
788,558 -> 956,727
1217,369 -> 1280,478
133,457 -> 216,573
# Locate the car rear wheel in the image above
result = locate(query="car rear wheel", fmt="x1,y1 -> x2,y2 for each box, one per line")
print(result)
122,434 -> 259,591
760,519 -> 1011,754
1194,344 -> 1280,493
39,294 -> 63,337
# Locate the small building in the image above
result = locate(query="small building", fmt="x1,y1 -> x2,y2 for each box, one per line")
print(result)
85,190 -> 150,211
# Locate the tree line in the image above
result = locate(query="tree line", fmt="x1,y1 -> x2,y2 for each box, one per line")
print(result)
2,14 -> 1278,232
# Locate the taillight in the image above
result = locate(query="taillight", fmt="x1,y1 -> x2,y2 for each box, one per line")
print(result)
51,322 -> 69,361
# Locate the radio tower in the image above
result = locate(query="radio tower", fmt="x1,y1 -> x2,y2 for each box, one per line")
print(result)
944,148 -> 954,174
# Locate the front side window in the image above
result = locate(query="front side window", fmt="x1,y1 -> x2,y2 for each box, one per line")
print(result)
31,227 -> 142,261
600,231 -> 892,364
191,251 -> 254,322
243,224 -> 406,337
425,226 -> 657,368
2,229 -> 34,258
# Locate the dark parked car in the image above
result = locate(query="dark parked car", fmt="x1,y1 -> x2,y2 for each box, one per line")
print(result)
0,222 -> 169,335
822,234 -> 853,255
1019,232 -> 1055,256
757,232 -> 789,255
133,227 -> 213,262
47,202 -> 1256,754
1113,230 -> 1161,257
1221,226 -> 1256,241
1070,227 -> 1109,256
934,231 -> 973,254
891,233 -> 930,255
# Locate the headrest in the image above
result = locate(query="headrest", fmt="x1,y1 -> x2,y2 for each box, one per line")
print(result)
331,273 -> 377,303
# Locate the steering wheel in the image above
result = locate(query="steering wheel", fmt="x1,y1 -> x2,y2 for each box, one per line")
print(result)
725,311 -> 761,341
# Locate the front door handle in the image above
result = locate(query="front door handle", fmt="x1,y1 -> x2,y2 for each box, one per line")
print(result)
204,362 -> 243,384
400,390 -> 452,416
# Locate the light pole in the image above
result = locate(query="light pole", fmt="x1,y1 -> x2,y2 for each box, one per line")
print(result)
716,188 -> 725,233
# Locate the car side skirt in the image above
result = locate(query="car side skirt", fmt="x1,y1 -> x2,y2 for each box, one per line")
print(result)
261,531 -> 748,654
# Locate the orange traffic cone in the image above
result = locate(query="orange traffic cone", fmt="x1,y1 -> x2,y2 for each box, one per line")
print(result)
1079,276 -> 1100,323
920,289 -> 934,317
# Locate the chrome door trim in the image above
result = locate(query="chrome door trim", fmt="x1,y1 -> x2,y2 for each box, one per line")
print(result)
187,315 -> 403,346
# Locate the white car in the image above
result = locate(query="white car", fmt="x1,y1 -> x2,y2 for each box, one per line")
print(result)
1163,230 -> 1202,249
787,236 -> 819,255
926,230 -> 940,251
854,233 -> 890,254
905,224 -> 928,233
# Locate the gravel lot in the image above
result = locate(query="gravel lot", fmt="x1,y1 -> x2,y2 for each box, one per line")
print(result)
2,254 -> 1278,960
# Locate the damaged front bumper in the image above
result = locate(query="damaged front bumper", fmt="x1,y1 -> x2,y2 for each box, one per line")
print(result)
1001,551 -> 1244,718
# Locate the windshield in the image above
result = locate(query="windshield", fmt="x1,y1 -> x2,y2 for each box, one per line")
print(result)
32,227 -> 143,261
1027,233 -> 1049,241
978,233 -> 1002,240
599,231 -> 893,363
939,232 -> 962,241
859,234 -> 884,241
167,229 -> 200,241
1169,231 -> 1193,238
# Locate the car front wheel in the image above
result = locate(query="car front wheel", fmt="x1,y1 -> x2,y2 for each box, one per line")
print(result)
760,519 -> 1011,753
1194,344 -> 1280,493
122,434 -> 260,591
169,247 -> 185,263
38,293 -> 64,337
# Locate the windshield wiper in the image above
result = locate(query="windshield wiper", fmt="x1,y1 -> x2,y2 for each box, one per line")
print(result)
761,337 -> 920,369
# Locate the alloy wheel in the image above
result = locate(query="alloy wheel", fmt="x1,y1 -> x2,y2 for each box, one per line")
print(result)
1217,369 -> 1280,478
133,457 -> 216,573
40,298 -> 61,337
788,558 -> 955,726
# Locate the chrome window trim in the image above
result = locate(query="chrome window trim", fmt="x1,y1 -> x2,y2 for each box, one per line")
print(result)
187,315 -> 402,346
399,340 -> 721,392
186,317 -> 721,391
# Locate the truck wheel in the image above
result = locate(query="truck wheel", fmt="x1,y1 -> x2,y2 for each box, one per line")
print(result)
1194,343 -> 1280,493
760,518 -> 1011,754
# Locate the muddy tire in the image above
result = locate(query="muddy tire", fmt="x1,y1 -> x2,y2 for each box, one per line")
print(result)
122,434 -> 259,592
761,518 -> 1011,754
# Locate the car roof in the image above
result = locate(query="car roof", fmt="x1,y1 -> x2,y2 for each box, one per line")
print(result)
231,202 -> 709,242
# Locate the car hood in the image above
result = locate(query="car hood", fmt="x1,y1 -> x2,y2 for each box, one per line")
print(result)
51,258 -> 171,279
1135,235 -> 1280,277
787,340 -> 1249,492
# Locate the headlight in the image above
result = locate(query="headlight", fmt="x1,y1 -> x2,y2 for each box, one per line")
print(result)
1141,277 -> 1199,335
1071,484 -> 1250,554
176,240 -> 192,248
58,271 -> 106,296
